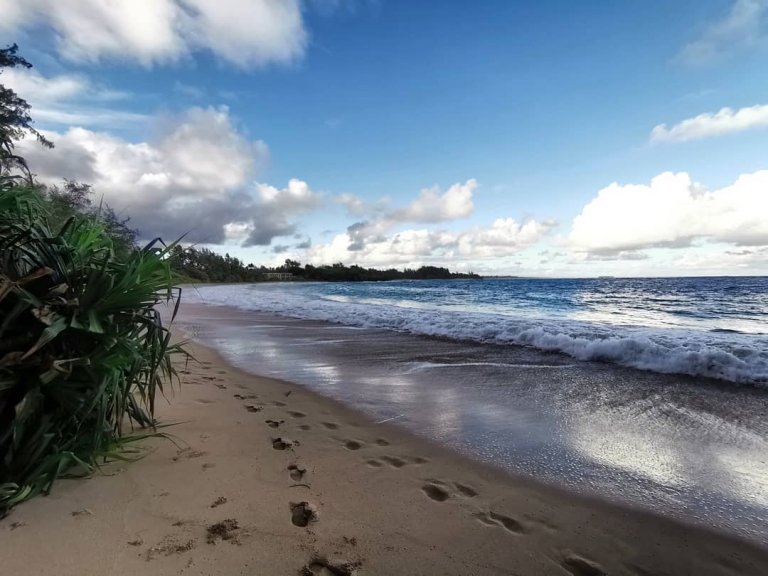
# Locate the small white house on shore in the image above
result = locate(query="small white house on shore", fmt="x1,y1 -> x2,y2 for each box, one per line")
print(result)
262,272 -> 294,281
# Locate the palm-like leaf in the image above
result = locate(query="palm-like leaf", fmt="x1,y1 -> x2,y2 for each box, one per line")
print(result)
0,183 -> 186,515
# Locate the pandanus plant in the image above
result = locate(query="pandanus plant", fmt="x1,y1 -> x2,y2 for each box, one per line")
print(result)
0,185 -> 185,515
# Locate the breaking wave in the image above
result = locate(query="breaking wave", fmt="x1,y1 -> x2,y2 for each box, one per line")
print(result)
187,284 -> 768,386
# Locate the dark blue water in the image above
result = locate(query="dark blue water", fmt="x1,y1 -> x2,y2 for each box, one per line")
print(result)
297,277 -> 768,331
190,277 -> 768,384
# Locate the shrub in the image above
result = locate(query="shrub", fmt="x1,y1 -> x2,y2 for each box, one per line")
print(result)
0,184 -> 185,515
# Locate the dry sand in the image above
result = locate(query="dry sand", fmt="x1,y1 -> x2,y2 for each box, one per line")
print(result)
2,340 -> 767,576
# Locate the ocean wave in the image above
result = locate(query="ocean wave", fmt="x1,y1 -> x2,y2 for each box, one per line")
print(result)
186,285 -> 768,386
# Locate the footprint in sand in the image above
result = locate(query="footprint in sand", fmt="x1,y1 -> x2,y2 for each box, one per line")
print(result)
288,465 -> 306,481
290,502 -> 316,527
321,422 -> 339,430
272,438 -> 293,451
302,558 -> 360,576
454,482 -> 478,497
344,440 -> 363,451
562,556 -> 606,576
374,439 -> 390,446
298,424 -> 312,431
365,455 -> 426,469
421,483 -> 450,502
304,559 -> 361,576
244,404 -> 263,413
380,456 -> 406,468
271,401 -> 288,407
287,411 -> 307,418
266,419 -> 285,428
473,511 -> 526,534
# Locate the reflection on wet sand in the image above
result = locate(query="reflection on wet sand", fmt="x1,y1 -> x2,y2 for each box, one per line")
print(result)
178,302 -> 768,544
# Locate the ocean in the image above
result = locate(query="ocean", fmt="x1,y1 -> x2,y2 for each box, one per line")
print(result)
179,277 -> 768,542
186,277 -> 768,385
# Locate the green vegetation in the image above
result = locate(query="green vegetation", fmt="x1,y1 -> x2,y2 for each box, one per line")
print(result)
0,44 -> 53,181
171,247 -> 480,283
0,45 -> 184,515
0,40 -> 475,516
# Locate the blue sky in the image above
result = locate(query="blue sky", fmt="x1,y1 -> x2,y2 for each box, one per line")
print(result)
3,0 -> 768,276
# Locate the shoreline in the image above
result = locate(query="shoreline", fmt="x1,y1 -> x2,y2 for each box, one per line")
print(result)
177,301 -> 768,542
2,338 -> 767,575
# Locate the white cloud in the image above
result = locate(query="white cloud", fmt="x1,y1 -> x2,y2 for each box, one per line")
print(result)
223,222 -> 251,241
677,0 -> 768,66
245,179 -> 324,245
568,170 -> 768,256
1,67 -> 86,101
651,104 -> 768,142
335,193 -> 389,217
303,217 -> 554,268
391,179 -> 477,223
456,218 -> 557,258
1,67 -> 144,128
339,179 -> 479,252
18,106 -> 322,245
1,0 -> 307,68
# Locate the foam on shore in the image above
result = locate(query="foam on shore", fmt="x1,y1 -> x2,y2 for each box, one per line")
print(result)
187,284 -> 768,386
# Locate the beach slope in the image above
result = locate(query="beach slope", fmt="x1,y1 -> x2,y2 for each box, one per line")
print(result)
1,340 -> 766,576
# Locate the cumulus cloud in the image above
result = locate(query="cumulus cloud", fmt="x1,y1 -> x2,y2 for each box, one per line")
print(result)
244,180 -> 324,245
303,217 -> 555,268
568,170 -> 768,256
335,179 -> 476,226
0,0 -> 307,68
335,193 -> 390,217
651,104 -> 768,142
391,179 -> 477,223
337,179 -> 479,252
677,0 -> 768,66
455,218 -> 556,258
1,67 -> 144,128
19,106 -> 323,245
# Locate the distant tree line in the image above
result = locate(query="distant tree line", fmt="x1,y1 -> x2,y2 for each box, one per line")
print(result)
170,249 -> 480,283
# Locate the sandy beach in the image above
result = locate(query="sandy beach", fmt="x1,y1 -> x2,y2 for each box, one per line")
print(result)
2,334 -> 768,576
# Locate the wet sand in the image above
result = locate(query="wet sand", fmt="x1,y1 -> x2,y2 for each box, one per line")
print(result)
179,302 -> 768,543
2,333 -> 767,574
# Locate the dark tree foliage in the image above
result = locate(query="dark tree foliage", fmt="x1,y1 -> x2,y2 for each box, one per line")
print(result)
171,250 -> 480,283
170,246 -> 263,283
0,44 -> 53,181
36,180 -> 138,259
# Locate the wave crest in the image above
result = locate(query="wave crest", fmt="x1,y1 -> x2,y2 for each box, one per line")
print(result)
189,285 -> 768,385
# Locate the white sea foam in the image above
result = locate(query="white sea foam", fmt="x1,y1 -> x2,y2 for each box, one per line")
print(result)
186,284 -> 768,385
